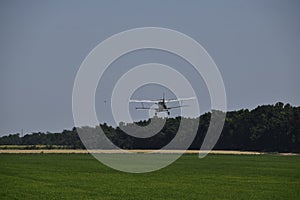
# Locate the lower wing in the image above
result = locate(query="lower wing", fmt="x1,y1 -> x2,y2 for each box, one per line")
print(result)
135,107 -> 157,110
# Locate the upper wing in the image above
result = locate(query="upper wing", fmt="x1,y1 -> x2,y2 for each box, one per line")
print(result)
129,99 -> 158,103
168,105 -> 189,109
165,97 -> 196,102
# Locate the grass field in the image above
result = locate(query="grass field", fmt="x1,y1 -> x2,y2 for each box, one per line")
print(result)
0,154 -> 299,200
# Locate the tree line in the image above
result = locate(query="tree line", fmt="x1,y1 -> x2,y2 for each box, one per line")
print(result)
0,102 -> 299,152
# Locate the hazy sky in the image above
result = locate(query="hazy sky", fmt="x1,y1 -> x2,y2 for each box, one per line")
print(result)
0,0 -> 299,136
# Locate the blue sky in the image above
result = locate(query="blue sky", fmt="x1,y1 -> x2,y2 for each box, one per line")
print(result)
0,0 -> 299,136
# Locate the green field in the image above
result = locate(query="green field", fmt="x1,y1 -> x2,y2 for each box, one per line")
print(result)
0,154 -> 299,200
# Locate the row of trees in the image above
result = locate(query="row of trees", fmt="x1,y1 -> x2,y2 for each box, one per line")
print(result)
0,102 -> 299,152
0,128 -> 83,149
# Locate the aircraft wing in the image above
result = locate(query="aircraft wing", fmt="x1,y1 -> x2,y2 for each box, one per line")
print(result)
129,99 -> 158,103
165,97 -> 196,102
168,105 -> 189,109
135,107 -> 157,110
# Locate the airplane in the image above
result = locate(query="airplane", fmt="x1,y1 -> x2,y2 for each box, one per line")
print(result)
129,93 -> 196,116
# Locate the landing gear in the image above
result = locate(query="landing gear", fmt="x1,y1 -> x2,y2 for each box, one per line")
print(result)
167,111 -> 170,115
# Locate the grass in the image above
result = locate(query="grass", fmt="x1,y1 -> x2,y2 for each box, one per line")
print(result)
0,154 -> 299,200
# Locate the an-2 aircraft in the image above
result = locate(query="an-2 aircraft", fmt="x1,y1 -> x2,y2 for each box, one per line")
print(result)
129,93 -> 196,116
